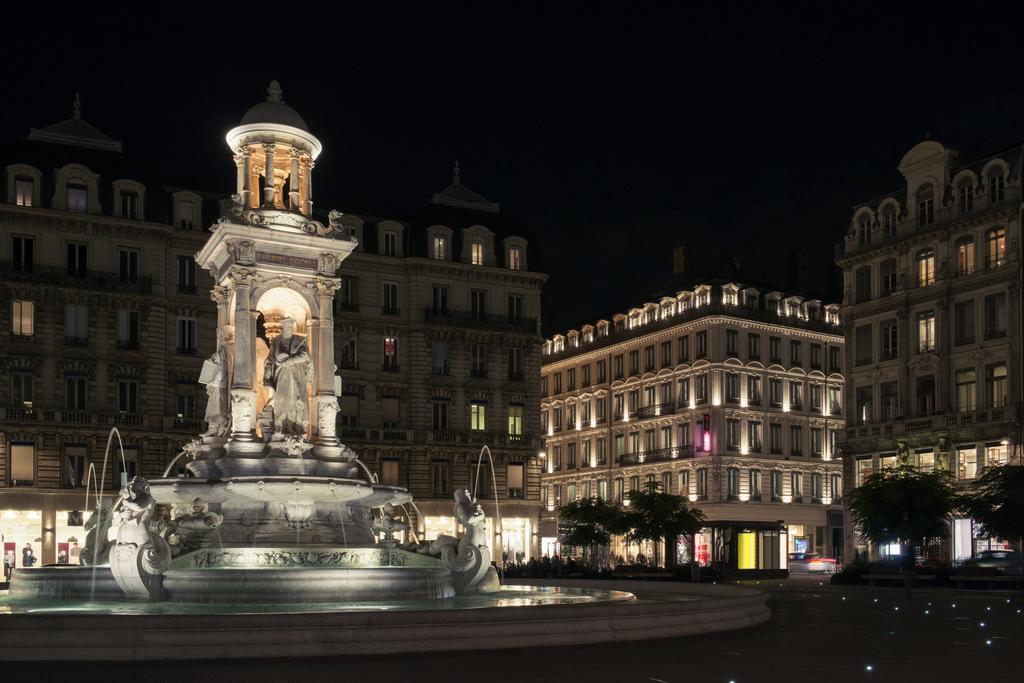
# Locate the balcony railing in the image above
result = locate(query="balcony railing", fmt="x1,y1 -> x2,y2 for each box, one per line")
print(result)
424,307 -> 538,335
634,402 -> 676,420
843,406 -> 1017,440
619,445 -> 696,466
0,261 -> 152,294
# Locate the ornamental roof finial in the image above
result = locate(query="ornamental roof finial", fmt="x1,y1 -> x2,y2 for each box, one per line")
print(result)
73,93 -> 81,120
453,159 -> 461,184
267,80 -> 283,103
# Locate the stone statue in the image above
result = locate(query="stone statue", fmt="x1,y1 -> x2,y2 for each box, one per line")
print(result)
372,504 -> 409,545
106,476 -> 171,601
426,489 -> 499,594
78,499 -> 113,567
200,329 -> 230,437
263,317 -> 313,439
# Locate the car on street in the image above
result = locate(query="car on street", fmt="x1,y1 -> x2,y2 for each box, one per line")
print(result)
787,552 -> 838,574
974,549 -> 1023,575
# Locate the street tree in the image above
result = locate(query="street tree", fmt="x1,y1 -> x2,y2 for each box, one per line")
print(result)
557,497 -> 627,567
847,464 -> 957,592
622,481 -> 705,569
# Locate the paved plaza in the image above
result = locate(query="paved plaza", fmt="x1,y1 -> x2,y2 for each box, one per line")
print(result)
6,578 -> 1020,682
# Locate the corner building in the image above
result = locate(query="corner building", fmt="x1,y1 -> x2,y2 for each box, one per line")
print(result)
540,277 -> 845,574
836,139 -> 1022,562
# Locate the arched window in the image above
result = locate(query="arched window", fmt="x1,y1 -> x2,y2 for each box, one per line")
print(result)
916,184 -> 935,226
882,207 -> 897,236
988,170 -> 1006,204
955,236 -> 975,276
957,180 -> 974,213
987,226 -> 1006,268
917,248 -> 935,286
858,216 -> 872,246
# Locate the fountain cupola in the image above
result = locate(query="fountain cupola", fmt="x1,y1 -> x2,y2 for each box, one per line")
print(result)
226,80 -> 321,215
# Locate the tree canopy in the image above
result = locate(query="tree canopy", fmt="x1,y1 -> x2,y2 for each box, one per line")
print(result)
962,464 -> 1024,543
623,481 -> 706,551
847,464 -> 957,548
558,496 -> 627,550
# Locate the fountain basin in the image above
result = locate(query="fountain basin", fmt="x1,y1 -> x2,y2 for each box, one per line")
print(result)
0,581 -> 770,660
6,565 -> 123,602
149,476 -> 411,508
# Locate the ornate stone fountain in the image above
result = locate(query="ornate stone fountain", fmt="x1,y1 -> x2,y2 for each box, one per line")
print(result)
11,82 -> 499,604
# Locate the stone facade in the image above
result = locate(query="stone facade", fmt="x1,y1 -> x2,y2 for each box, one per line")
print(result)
541,277 -> 845,568
836,140 -> 1022,562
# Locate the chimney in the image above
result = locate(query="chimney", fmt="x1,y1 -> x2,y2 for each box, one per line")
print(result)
672,244 -> 687,277
786,250 -> 809,293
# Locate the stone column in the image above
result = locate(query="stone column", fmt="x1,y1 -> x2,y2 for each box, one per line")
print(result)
303,158 -> 315,216
313,276 -> 343,463
289,148 -> 301,211
262,144 -> 276,207
249,162 -> 261,209
238,146 -> 252,207
227,267 -> 259,448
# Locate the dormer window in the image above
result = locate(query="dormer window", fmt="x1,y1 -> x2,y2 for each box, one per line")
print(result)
471,241 -> 484,266
787,302 -> 800,317
989,172 -> 1005,204
432,235 -> 447,260
14,177 -> 33,207
67,183 -> 87,213
384,231 -> 398,257
723,288 -> 738,306
882,207 -> 897,236
916,185 -> 935,227
509,245 -> 522,270
958,182 -> 974,213
120,191 -> 140,219
179,202 -> 196,230
858,217 -> 871,246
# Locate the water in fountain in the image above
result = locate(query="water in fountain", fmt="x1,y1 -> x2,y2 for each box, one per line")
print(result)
472,445 -> 503,580
88,427 -> 128,600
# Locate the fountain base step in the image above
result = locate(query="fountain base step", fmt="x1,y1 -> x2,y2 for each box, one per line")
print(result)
163,566 -> 455,603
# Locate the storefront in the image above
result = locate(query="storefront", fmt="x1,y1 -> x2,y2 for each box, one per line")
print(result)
55,510 -> 91,565
2,510 -> 42,579
497,517 -> 531,563
694,521 -> 788,577
953,517 -> 1011,563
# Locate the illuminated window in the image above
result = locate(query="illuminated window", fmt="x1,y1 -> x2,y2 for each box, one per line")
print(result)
14,177 -> 33,206
987,364 -> 1007,408
507,463 -> 524,499
855,458 -> 873,486
470,402 -> 487,431
955,237 -> 975,275
916,249 -> 935,286
957,448 -> 977,480
508,245 -> 522,270
471,241 -> 484,266
12,300 -> 34,336
917,310 -> 935,352
383,336 -> 398,370
507,405 -> 523,437
987,227 -> 1006,268
432,235 -> 447,260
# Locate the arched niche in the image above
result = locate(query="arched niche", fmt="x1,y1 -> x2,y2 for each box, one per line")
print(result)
253,285 -> 313,335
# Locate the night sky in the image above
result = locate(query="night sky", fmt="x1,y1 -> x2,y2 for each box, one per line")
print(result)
6,6 -> 1023,333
